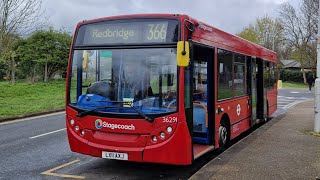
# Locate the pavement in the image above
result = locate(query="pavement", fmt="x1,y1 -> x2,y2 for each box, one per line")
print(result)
190,99 -> 320,180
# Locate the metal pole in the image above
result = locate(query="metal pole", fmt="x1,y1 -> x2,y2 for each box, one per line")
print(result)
314,0 -> 320,133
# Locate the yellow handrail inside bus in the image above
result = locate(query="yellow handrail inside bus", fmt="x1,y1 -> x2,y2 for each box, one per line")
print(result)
193,102 -> 208,128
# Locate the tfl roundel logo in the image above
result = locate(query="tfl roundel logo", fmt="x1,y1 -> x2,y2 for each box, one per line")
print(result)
95,119 -> 103,129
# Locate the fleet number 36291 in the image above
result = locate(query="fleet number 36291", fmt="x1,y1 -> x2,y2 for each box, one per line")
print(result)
162,116 -> 178,123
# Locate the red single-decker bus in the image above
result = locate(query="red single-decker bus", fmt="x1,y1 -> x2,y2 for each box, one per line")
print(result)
66,14 -> 278,165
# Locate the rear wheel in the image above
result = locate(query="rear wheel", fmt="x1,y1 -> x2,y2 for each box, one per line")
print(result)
218,120 -> 230,151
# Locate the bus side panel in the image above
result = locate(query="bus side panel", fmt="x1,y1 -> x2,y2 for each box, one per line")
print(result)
143,121 -> 192,165
215,96 -> 251,145
267,86 -> 278,116
230,117 -> 251,139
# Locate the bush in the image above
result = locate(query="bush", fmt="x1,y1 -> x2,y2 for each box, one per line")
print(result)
279,69 -> 314,83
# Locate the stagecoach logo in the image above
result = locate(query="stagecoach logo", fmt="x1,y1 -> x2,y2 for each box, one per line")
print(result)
95,119 -> 135,130
95,119 -> 103,129
237,104 -> 241,116
197,24 -> 213,32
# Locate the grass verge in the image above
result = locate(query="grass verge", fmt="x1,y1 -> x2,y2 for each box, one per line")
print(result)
282,82 -> 307,89
0,80 -> 65,118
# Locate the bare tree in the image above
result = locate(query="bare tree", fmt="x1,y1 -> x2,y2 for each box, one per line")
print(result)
0,0 -> 45,84
279,0 -> 319,83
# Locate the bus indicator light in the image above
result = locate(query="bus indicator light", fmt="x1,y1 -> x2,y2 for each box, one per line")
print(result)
75,126 -> 79,131
152,136 -> 157,142
70,119 -> 75,126
167,126 -> 173,133
81,130 -> 85,136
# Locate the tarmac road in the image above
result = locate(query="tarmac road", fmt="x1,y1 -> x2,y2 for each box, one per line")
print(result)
0,87 -> 313,180
277,87 -> 314,110
0,112 -> 82,180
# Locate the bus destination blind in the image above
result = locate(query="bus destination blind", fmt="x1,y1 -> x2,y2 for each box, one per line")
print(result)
76,19 -> 178,45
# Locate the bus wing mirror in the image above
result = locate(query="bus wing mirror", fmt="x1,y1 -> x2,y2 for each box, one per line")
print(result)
82,50 -> 89,69
177,41 -> 190,67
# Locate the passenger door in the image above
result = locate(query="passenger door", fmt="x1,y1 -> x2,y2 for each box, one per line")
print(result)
247,56 -> 257,126
256,58 -> 265,120
191,44 -> 214,145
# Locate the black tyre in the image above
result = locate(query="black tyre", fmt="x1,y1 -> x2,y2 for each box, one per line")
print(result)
218,120 -> 230,152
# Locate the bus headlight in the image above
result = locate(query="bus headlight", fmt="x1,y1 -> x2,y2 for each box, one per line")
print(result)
70,119 -> 75,126
167,126 -> 173,133
75,126 -> 79,131
81,130 -> 85,135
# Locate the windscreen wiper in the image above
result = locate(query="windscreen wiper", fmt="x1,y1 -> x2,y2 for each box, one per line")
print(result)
126,103 -> 154,123
94,100 -> 154,123
76,106 -> 115,117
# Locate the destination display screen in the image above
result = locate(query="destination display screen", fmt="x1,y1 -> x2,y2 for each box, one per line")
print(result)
75,19 -> 179,45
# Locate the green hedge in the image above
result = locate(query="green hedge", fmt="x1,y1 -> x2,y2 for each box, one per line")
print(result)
279,69 -> 314,83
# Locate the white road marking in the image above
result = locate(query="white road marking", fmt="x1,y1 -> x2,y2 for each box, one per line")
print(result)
283,97 -> 308,100
0,111 -> 65,126
283,100 -> 309,110
29,128 -> 66,139
277,99 -> 297,102
278,102 -> 289,105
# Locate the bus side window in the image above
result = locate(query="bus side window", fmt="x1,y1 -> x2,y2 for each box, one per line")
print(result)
217,49 -> 233,100
234,53 -> 246,96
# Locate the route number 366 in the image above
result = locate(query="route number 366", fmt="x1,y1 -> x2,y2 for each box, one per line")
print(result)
147,24 -> 167,41
162,116 -> 178,123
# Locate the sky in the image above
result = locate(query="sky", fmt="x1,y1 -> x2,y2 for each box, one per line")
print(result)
42,0 -> 297,34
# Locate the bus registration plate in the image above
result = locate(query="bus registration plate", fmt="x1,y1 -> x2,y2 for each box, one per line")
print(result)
102,151 -> 128,160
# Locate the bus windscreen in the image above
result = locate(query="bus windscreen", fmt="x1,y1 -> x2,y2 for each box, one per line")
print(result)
75,19 -> 179,46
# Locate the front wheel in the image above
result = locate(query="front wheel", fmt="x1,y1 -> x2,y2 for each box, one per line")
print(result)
218,121 -> 229,151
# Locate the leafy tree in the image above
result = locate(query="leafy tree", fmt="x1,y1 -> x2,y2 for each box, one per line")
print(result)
237,15 -> 283,56
16,29 -> 72,82
237,25 -> 259,44
255,16 -> 283,51
237,15 -> 283,53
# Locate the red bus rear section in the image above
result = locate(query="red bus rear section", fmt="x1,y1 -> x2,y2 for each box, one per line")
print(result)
66,14 -> 277,165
